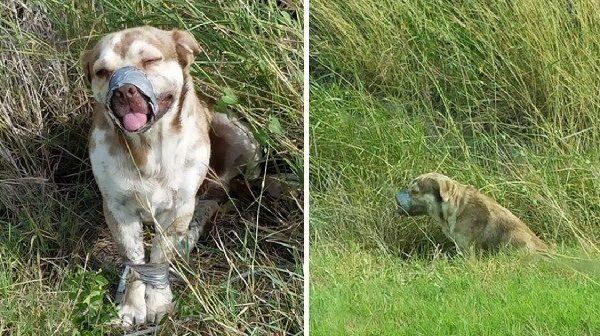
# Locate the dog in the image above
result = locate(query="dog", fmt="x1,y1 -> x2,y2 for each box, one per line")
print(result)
81,26 -> 259,326
396,173 -> 548,253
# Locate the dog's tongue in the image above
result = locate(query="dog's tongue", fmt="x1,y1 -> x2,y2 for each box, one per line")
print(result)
122,112 -> 148,132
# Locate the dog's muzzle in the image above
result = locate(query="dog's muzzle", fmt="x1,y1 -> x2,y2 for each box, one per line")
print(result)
106,66 -> 160,133
396,190 -> 412,212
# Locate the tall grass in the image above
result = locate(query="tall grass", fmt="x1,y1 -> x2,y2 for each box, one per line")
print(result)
312,0 -> 600,136
0,0 -> 303,334
310,0 -> 600,255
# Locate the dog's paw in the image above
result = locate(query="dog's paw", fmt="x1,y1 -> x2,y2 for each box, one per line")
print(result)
117,279 -> 147,326
145,285 -> 174,323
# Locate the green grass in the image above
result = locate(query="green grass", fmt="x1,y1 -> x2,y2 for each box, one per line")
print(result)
310,84 -> 600,253
311,242 -> 600,336
310,0 -> 600,334
0,0 -> 302,334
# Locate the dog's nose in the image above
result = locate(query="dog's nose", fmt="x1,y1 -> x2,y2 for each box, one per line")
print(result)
115,84 -> 139,99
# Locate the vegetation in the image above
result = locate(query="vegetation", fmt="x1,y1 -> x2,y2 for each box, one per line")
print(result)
0,0 -> 302,334
310,0 -> 600,334
311,243 -> 600,335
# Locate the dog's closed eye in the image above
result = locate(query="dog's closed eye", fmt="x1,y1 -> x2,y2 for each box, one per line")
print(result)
143,57 -> 163,67
95,68 -> 111,78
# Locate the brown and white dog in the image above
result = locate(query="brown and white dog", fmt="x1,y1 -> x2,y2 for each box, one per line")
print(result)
81,26 -> 259,326
396,173 -> 548,254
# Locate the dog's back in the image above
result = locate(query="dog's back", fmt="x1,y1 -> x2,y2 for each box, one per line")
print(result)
471,190 -> 548,253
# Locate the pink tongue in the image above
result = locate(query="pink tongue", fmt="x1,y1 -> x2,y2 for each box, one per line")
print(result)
122,112 -> 148,131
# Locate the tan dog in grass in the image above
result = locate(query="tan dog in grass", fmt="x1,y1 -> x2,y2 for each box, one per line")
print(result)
81,26 -> 259,326
396,173 -> 548,253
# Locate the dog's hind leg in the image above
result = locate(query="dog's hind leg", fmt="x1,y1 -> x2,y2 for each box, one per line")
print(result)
203,112 -> 262,199
177,199 -> 220,257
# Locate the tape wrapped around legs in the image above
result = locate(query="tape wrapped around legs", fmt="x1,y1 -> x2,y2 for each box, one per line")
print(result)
115,262 -> 170,304
130,263 -> 170,289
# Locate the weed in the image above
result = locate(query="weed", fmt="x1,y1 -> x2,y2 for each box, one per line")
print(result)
68,268 -> 115,335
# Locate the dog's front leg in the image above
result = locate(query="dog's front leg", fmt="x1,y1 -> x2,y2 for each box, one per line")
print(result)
144,198 -> 197,323
103,203 -> 147,326
144,197 -> 220,323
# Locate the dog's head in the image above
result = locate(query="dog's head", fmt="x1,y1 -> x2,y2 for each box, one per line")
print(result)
81,26 -> 200,133
396,172 -> 458,217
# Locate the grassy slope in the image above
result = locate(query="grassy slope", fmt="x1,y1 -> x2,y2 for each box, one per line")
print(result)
310,0 -> 600,334
0,0 -> 302,335
311,84 -> 600,253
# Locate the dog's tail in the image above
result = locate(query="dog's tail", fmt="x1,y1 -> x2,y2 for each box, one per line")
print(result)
534,249 -> 600,282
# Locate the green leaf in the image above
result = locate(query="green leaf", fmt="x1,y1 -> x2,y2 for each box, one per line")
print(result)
268,116 -> 284,135
253,127 -> 269,147
280,11 -> 292,25
221,88 -> 238,105
215,88 -> 239,113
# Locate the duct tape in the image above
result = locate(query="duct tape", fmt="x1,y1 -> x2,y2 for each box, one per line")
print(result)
115,262 -> 171,305
396,190 -> 412,210
131,263 -> 170,288
105,66 -> 160,133
115,264 -> 130,305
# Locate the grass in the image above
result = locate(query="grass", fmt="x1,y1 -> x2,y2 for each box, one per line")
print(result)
311,242 -> 600,335
310,84 -> 600,253
0,0 -> 302,334
310,0 -> 600,334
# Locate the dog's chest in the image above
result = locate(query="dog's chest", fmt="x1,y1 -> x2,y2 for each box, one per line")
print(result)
90,128 -> 209,217
121,173 -> 189,222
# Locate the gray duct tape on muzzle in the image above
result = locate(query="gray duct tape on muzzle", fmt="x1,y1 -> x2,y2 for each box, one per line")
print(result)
105,66 -> 159,133
396,190 -> 412,210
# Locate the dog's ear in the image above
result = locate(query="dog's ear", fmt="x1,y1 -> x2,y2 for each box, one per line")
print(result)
436,178 -> 454,203
80,49 -> 93,85
172,30 -> 201,68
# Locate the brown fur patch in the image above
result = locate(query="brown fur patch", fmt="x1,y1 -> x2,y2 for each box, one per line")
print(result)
101,122 -> 150,168
93,103 -> 110,130
172,30 -> 201,68
208,124 -> 232,178
112,30 -> 138,59
170,78 -> 189,132
148,30 -> 178,62
80,48 -> 100,84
